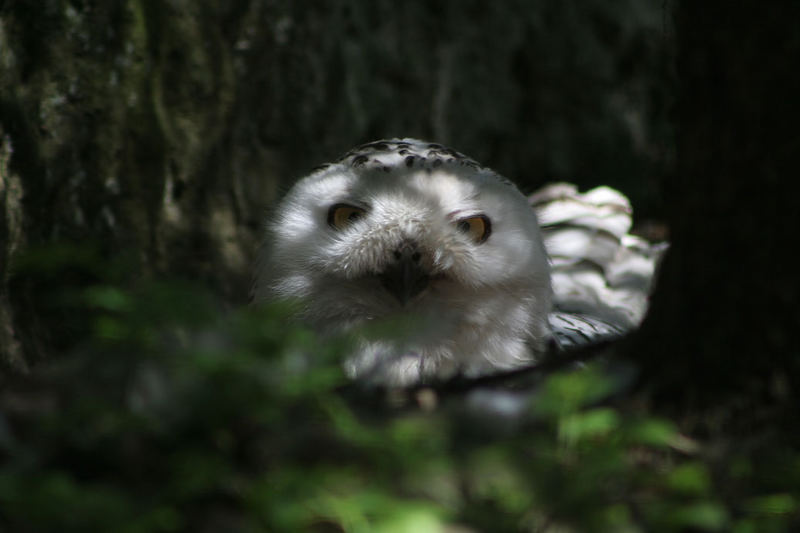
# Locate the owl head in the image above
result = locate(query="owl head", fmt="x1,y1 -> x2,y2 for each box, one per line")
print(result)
253,139 -> 551,385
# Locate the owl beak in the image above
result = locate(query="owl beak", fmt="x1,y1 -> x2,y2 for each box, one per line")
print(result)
379,243 -> 430,306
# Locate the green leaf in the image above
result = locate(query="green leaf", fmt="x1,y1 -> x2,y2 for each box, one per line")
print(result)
93,316 -> 131,340
559,407 -> 620,444
648,501 -> 728,531
626,418 -> 679,448
665,463 -> 712,496
533,365 -> 620,417
374,506 -> 446,533
671,502 -> 728,530
744,494 -> 797,516
84,286 -> 132,311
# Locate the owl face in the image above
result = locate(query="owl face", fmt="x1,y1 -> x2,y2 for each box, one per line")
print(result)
255,140 -> 552,385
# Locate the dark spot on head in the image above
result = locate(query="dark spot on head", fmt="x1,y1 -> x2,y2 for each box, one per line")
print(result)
398,149 -> 408,155
382,166 -> 391,172
352,155 -> 369,166
359,141 -> 389,151
432,158 -> 443,167
427,143 -> 443,150
405,155 -> 415,167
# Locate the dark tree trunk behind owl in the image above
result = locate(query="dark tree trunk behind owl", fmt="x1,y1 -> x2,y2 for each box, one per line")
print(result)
633,1 -> 800,405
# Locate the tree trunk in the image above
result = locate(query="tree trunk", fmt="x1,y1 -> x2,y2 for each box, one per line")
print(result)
634,1 -> 800,402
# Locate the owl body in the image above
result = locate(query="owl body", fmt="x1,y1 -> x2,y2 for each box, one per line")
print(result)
253,139 -> 552,385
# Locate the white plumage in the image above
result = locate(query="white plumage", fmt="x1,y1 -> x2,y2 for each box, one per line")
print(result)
253,139 -> 662,385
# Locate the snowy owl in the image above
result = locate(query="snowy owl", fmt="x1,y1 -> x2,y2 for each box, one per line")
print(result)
253,139 -> 662,385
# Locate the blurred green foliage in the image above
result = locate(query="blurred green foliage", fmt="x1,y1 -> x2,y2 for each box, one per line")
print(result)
1,247 -> 798,532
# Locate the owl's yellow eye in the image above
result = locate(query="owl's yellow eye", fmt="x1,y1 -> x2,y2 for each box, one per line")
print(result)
328,204 -> 367,229
456,214 -> 491,244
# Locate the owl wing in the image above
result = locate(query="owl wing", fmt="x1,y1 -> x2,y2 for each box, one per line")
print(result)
547,311 -> 627,350
531,183 -> 667,350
